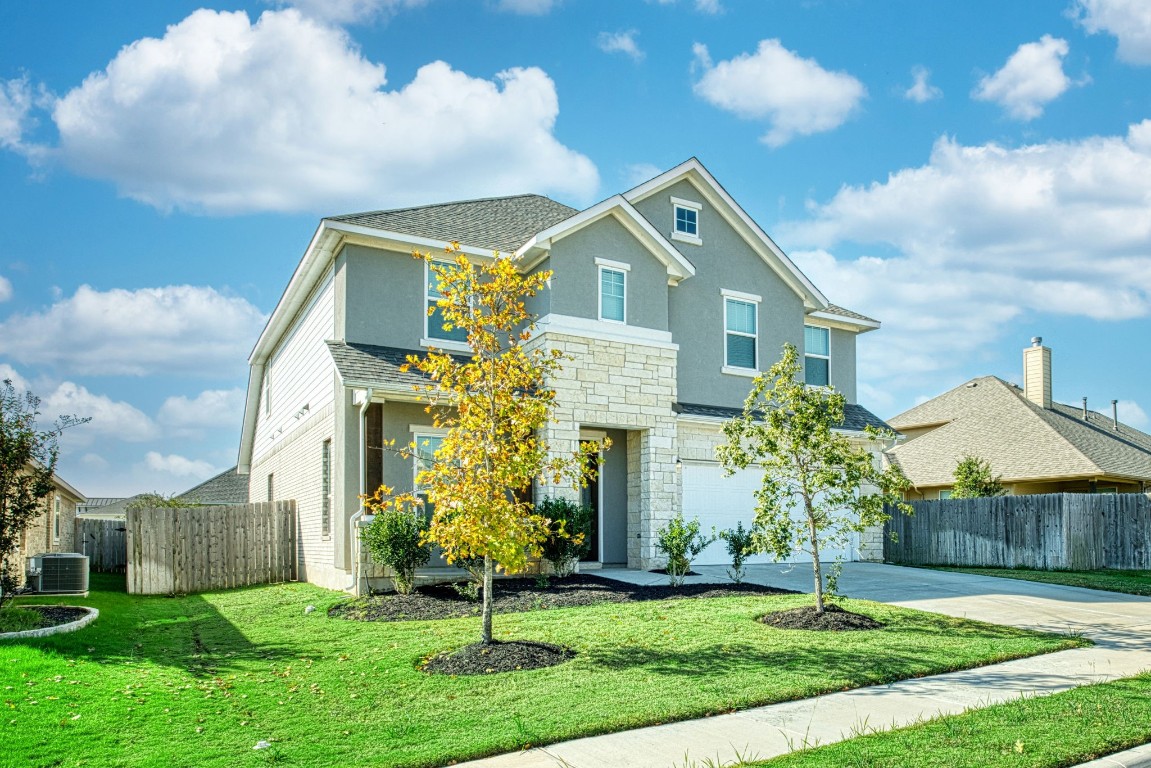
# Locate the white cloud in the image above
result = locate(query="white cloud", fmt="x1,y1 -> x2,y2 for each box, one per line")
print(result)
1074,0 -> 1151,64
44,9 -> 597,214
0,284 -> 266,377
904,65 -> 941,103
973,35 -> 1075,120
0,274 -> 11,302
1116,400 -> 1150,429
495,0 -> 559,13
144,451 -> 218,479
0,78 -> 34,150
80,453 -> 110,471
44,381 -> 159,443
159,388 -> 245,431
598,30 -> 644,61
623,163 -> 662,187
695,0 -> 722,13
783,123 -> 1151,406
282,0 -> 428,24
692,39 -> 865,147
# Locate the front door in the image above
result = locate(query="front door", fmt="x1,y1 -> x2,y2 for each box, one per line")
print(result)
580,443 -> 600,562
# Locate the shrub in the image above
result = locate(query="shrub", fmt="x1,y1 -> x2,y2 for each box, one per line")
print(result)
719,521 -> 755,584
360,508 -> 431,595
537,497 -> 592,579
655,514 -> 715,587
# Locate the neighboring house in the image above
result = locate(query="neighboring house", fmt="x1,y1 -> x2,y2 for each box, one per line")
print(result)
9,472 -> 85,579
77,497 -> 126,517
887,338 -> 1151,499
237,158 -> 891,591
175,466 -> 250,506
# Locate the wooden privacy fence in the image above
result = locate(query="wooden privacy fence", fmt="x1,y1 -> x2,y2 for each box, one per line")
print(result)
76,517 -> 128,572
885,493 -> 1151,570
127,501 -> 297,595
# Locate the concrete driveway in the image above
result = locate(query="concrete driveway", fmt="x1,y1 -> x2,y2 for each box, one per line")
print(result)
456,563 -> 1151,768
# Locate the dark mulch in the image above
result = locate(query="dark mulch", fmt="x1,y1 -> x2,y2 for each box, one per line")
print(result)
649,568 -> 701,577
7,606 -> 88,631
760,603 -> 883,631
329,573 -> 795,623
422,640 -> 575,675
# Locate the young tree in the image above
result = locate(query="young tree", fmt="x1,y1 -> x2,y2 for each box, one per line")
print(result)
0,380 -> 87,608
377,245 -> 599,644
717,344 -> 910,613
950,455 -> 1006,498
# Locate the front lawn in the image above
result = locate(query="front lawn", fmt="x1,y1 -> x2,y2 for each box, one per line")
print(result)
930,567 -> 1151,597
756,673 -> 1151,768
3,573 -> 1082,768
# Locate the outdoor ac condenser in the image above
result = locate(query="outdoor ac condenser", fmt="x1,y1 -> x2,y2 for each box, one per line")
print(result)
25,553 -> 89,594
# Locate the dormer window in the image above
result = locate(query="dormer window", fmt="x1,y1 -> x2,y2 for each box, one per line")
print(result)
804,325 -> 830,387
596,258 -> 629,323
671,197 -> 702,245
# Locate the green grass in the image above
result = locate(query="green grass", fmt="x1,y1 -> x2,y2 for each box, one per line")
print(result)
930,567 -> 1151,597
752,674 -> 1151,768
0,606 -> 45,633
1,573 -> 1082,768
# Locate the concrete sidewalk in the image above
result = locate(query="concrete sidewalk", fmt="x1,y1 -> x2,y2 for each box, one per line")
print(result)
454,563 -> 1151,768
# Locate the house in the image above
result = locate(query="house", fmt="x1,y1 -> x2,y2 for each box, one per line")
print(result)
236,158 -> 891,592
8,471 -> 85,581
175,466 -> 250,506
887,338 -> 1151,499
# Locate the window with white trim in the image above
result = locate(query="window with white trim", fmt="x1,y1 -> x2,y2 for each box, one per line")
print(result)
596,258 -> 629,323
52,496 -> 61,545
321,439 -> 332,539
671,197 -> 702,244
412,432 -> 446,522
804,325 -> 830,387
724,296 -> 758,371
425,263 -> 468,344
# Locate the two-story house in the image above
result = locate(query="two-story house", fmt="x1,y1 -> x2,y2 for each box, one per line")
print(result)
236,159 -> 891,592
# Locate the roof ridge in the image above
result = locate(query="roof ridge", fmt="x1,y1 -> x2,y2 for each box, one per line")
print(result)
327,193 -> 572,221
997,378 -> 1108,475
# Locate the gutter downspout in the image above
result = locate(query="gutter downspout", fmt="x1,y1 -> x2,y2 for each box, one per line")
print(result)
347,387 -> 373,594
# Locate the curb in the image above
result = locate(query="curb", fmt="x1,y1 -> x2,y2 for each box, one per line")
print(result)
1073,743 -> 1151,768
0,606 -> 99,640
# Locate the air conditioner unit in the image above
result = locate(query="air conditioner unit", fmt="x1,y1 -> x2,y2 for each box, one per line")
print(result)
25,553 -> 89,594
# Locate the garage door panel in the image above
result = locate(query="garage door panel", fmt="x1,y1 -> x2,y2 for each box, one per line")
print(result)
681,462 -> 856,566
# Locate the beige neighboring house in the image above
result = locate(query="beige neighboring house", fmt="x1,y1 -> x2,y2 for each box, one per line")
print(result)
10,472 -> 85,579
887,338 -> 1151,499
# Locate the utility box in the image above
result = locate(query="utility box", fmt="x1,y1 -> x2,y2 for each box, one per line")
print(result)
25,553 -> 90,594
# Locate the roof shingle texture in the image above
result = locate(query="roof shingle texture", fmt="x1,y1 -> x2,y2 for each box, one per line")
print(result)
675,402 -> 894,433
176,467 -> 250,505
328,194 -> 578,254
887,376 -> 1151,485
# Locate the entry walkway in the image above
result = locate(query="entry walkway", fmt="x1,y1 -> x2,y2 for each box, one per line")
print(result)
456,563 -> 1151,768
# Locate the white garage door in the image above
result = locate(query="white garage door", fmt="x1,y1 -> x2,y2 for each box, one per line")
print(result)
681,461 -> 859,565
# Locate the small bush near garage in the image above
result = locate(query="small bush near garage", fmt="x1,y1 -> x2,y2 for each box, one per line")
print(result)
656,513 -> 715,586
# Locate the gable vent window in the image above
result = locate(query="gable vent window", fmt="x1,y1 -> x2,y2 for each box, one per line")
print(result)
722,289 -> 761,374
804,325 -> 830,387
671,197 -> 703,245
595,257 -> 630,324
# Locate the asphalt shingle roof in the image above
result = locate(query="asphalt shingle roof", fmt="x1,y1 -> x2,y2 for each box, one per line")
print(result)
176,466 -> 250,505
887,376 -> 1151,486
326,341 -> 471,392
328,194 -> 579,254
675,402 -> 894,433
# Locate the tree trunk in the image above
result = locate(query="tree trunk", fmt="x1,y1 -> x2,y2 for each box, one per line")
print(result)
481,554 -> 494,644
808,506 -> 825,614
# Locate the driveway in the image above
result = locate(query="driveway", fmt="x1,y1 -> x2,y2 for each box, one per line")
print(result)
456,563 -> 1151,768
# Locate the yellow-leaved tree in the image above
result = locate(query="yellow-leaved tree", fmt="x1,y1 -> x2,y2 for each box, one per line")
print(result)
383,244 -> 601,645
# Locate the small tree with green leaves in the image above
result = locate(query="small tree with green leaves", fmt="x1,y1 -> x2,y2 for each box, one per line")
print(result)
719,521 -> 755,584
950,455 -> 1006,499
537,496 -> 591,579
655,513 -> 714,587
717,344 -> 911,613
360,488 -> 431,595
0,379 -> 88,609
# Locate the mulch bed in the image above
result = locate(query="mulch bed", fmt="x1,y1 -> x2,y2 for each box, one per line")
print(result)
329,573 -> 795,623
649,568 -> 701,577
5,606 -> 88,632
760,603 -> 883,631
422,640 -> 575,675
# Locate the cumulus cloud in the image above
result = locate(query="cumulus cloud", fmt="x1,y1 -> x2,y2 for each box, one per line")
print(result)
46,381 -> 159,443
904,65 -> 941,103
42,9 -> 596,214
494,0 -> 559,13
693,39 -> 865,147
0,274 -> 11,302
0,78 -> 34,150
1116,399 -> 1150,429
598,30 -> 644,61
144,451 -> 218,479
973,36 -> 1076,120
282,0 -> 428,24
0,284 -> 266,377
159,388 -> 246,432
783,123 -> 1151,406
1074,0 -> 1151,64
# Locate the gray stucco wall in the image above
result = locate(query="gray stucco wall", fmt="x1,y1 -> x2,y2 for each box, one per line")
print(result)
343,244 -> 425,349
632,179 -> 805,408
381,401 -> 447,493
548,215 -> 669,331
522,259 -> 552,324
827,327 -> 858,403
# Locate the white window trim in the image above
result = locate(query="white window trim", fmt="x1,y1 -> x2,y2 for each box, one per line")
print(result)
594,257 -> 631,272
804,324 -> 831,388
597,263 -> 627,325
52,496 -> 61,545
410,429 -> 447,494
671,196 -> 703,244
723,293 -> 760,373
424,260 -> 471,351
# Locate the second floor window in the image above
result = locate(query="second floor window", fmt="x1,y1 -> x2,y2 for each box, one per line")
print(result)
724,297 -> 758,370
805,325 -> 830,386
596,259 -> 628,323
426,264 -> 469,344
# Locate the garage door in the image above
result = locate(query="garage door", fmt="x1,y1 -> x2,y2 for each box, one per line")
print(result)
681,461 -> 859,565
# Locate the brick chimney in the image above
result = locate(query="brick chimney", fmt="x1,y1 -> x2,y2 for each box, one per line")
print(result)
1023,337 -> 1052,409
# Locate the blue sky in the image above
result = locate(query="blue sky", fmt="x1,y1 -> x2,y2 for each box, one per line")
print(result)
2,0 -> 1150,496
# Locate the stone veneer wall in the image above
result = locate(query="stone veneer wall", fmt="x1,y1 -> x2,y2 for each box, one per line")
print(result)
531,332 -> 679,569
